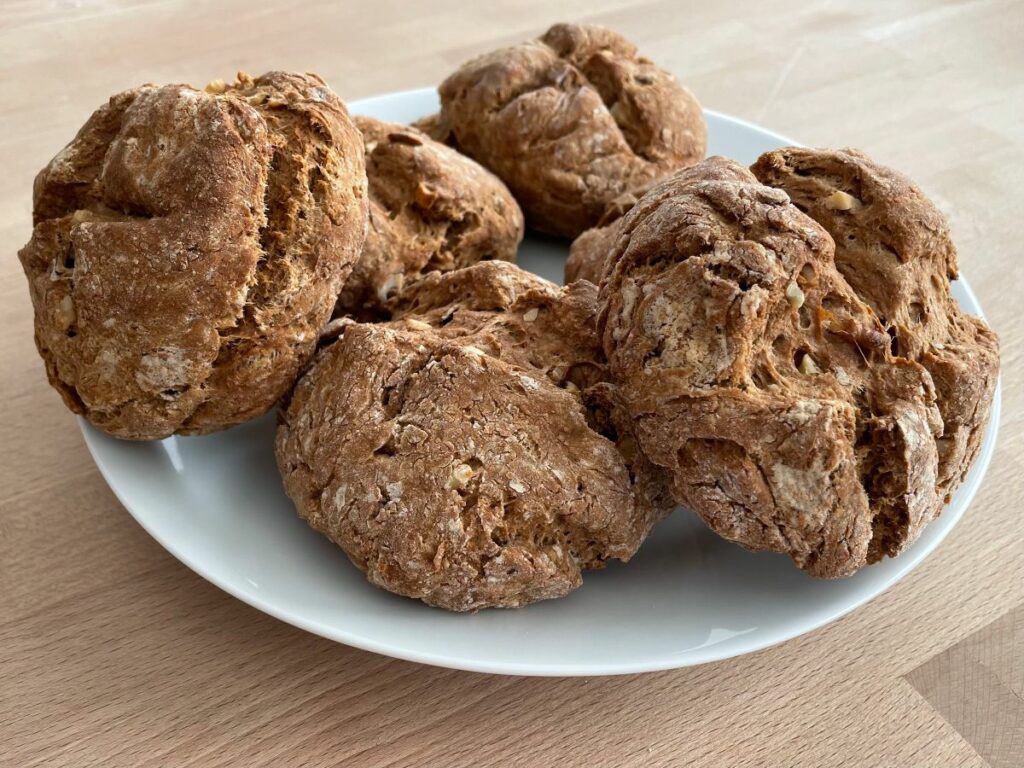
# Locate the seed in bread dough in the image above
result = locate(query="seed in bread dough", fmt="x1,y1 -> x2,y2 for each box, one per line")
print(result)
797,352 -> 820,375
824,190 -> 861,211
786,280 -> 806,310
448,463 -> 476,490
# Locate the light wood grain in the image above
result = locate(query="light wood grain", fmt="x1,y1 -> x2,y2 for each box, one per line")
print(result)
907,604 -> 1024,768
1,1 -> 1021,766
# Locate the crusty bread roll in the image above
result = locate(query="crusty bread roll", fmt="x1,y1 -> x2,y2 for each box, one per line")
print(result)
598,157 -> 950,577
420,23 -> 706,238
19,72 -> 368,439
277,262 -> 671,611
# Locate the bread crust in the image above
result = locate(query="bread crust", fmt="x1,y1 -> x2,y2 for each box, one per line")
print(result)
565,184 -> 652,284
277,262 -> 671,610
432,23 -> 707,238
751,148 -> 1000,497
599,157 -> 945,577
336,116 -> 523,318
19,72 -> 368,439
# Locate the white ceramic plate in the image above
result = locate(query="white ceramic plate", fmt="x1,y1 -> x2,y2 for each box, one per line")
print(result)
81,88 -> 1000,676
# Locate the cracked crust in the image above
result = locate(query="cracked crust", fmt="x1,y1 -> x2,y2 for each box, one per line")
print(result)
566,157 -> 748,284
598,157 -> 945,577
384,260 -> 606,390
751,147 -> 999,497
278,262 -> 672,611
336,116 -> 523,318
565,183 -> 653,285
19,72 -> 368,439
432,22 -> 707,238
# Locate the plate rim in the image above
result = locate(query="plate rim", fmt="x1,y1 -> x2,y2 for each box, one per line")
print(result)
79,88 -> 1002,676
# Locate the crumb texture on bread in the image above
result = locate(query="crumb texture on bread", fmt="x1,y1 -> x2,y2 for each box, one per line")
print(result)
19,72 -> 368,439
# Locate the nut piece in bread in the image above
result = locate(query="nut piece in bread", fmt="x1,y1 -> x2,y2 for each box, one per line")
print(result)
337,116 -> 524,318
431,22 -> 707,239
751,148 -> 999,497
277,262 -> 671,611
599,157 -> 946,577
19,72 -> 368,439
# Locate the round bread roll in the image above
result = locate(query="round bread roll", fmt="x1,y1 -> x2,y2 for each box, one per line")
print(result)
336,116 -> 523,318
750,147 -> 999,498
19,72 -> 368,439
598,157 -> 945,578
278,262 -> 671,611
566,159 -> 756,286
430,22 -> 707,238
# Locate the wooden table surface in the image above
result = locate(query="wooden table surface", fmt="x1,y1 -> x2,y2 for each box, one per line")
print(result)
2,1 -> 1022,765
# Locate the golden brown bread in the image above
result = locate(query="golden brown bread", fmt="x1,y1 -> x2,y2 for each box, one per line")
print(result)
750,147 -> 999,498
277,262 -> 672,611
336,116 -> 523,318
598,157 -> 946,577
19,72 -> 368,439
430,22 -> 707,238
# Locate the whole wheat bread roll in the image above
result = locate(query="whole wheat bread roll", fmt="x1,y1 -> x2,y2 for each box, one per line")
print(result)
598,157 -> 948,577
277,262 -> 672,611
19,72 -> 368,439
421,23 -> 706,238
